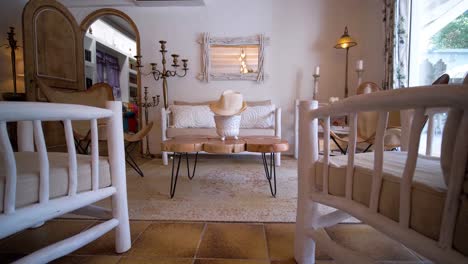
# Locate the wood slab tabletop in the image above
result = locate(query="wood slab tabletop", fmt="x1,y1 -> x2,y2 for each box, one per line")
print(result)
161,137 -> 207,153
203,138 -> 246,153
162,136 -> 289,153
244,138 -> 289,153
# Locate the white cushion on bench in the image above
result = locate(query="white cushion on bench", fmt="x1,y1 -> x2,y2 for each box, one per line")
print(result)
0,152 -> 112,212
315,151 -> 468,255
168,103 -> 276,129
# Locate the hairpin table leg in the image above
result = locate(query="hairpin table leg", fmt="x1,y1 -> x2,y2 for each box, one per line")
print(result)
186,152 -> 198,180
262,152 -> 277,197
170,152 -> 182,198
170,152 -> 199,198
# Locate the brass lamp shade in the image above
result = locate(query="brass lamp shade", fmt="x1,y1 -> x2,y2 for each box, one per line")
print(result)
334,26 -> 357,49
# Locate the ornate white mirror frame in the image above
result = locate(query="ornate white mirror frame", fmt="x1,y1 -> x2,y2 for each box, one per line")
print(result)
197,33 -> 269,82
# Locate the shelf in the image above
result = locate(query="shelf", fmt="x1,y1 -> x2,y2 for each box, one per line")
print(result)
85,61 -> 96,68
129,83 -> 138,88
129,69 -> 137,75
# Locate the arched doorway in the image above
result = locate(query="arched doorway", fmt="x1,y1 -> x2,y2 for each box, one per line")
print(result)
80,9 -> 142,134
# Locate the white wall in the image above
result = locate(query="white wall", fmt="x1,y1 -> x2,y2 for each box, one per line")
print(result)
1,0 -> 384,154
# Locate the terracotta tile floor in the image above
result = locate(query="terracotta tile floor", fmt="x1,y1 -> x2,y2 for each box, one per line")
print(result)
0,220 -> 430,264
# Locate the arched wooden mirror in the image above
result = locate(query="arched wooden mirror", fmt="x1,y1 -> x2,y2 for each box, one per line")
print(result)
81,9 -> 142,133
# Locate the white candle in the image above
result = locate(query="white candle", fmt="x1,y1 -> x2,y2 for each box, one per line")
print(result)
356,60 -> 364,70
314,66 -> 320,75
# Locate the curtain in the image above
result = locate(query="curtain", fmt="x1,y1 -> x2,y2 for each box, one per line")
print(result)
383,0 -> 411,89
96,50 -> 104,83
104,53 -> 121,100
95,50 -> 121,100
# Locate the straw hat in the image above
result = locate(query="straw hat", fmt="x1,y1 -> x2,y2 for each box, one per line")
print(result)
210,90 -> 247,116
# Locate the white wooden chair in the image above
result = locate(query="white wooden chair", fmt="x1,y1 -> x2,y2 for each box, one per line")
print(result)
0,101 -> 131,263
294,84 -> 468,264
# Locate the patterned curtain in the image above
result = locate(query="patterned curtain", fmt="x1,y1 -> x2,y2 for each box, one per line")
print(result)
383,0 -> 411,89
96,50 -> 121,100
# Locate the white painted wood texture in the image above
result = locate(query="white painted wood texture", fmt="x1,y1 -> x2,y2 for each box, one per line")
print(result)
369,111 -> 388,212
161,108 -> 170,165
345,113 -> 357,199
106,101 -> 131,253
294,84 -> 468,264
14,219 -> 119,264
33,120 -> 49,204
0,101 -> 131,263
0,121 -> 16,214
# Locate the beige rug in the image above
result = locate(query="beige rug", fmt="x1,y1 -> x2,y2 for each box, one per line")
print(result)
108,156 -> 299,222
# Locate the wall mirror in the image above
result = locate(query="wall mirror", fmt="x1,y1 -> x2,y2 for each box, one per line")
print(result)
81,10 -> 141,133
198,33 -> 269,82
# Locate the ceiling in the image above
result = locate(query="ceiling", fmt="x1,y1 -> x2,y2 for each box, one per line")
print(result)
101,15 -> 136,40
60,0 -> 205,8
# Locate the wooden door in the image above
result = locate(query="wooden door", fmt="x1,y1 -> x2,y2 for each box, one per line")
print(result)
22,0 -> 85,149
23,0 -> 84,102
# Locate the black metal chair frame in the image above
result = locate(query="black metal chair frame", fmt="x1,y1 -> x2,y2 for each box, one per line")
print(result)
125,141 -> 144,177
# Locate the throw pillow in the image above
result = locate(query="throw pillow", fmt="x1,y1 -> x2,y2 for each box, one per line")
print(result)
170,105 -> 215,128
240,105 -> 275,128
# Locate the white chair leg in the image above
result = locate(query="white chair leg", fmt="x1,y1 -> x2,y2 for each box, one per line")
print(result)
106,101 -> 131,253
275,152 -> 281,167
295,201 -> 319,264
162,151 -> 168,165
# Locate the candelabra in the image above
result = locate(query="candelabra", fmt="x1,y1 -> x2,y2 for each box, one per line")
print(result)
135,40 -> 188,109
134,86 -> 160,158
313,73 -> 320,100
1,27 -> 25,101
356,68 -> 364,86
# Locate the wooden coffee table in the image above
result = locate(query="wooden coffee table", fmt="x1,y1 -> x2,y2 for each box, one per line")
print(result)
161,136 -> 289,198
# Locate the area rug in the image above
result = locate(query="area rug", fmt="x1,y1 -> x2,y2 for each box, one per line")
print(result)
84,157 -> 298,222
120,157 -> 298,222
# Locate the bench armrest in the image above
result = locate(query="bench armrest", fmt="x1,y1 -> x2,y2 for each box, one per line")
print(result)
160,108 -> 171,141
275,107 -> 281,138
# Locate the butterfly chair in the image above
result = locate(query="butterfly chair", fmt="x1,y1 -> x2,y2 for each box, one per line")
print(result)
327,82 -> 401,154
36,78 -> 113,153
124,121 -> 154,177
36,78 -> 151,176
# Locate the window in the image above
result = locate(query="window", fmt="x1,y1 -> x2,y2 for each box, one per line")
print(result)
408,0 -> 468,156
409,1 -> 468,86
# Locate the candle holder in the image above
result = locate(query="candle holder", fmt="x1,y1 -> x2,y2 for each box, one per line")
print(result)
134,86 -> 160,159
1,27 -> 26,101
312,73 -> 320,100
135,40 -> 188,109
356,68 -> 364,86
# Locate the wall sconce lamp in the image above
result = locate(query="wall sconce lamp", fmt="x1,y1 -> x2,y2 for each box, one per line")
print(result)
334,26 -> 357,98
